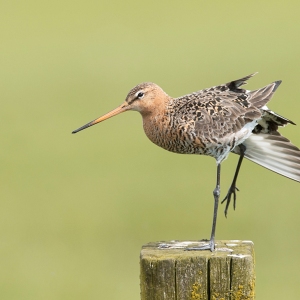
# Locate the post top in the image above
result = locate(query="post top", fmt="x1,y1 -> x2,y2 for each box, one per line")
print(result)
141,240 -> 254,260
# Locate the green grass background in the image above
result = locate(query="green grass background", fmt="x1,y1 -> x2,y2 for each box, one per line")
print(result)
1,1 -> 300,299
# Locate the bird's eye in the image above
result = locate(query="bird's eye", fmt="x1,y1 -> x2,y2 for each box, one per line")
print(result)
137,92 -> 144,99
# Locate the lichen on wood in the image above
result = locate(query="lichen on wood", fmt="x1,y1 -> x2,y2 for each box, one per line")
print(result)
140,240 -> 255,300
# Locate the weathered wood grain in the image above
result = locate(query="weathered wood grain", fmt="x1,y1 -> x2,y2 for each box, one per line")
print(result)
140,240 -> 255,300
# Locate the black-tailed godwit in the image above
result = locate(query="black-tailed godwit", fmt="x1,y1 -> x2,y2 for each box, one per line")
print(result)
72,73 -> 300,251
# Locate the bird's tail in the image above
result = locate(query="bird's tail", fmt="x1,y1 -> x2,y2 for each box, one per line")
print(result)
243,133 -> 300,182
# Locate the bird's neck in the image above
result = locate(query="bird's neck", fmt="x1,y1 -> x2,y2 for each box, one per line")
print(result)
141,97 -> 172,149
140,95 -> 171,119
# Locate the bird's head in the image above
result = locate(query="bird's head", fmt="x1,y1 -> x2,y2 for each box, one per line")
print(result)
72,82 -> 169,134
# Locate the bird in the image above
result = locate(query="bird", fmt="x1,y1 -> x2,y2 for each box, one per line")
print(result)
72,73 -> 300,251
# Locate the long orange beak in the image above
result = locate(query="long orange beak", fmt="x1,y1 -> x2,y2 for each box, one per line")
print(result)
72,101 -> 129,134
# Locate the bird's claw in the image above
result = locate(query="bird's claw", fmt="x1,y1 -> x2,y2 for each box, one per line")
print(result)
221,185 -> 239,217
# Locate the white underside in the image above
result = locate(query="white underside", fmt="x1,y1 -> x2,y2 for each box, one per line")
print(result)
216,119 -> 258,164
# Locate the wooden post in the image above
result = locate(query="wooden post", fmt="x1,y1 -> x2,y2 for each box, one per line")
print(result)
140,240 -> 255,300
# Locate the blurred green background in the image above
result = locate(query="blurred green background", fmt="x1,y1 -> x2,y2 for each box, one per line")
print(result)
1,1 -> 300,299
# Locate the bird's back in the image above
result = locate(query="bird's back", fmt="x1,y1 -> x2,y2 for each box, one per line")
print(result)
158,74 -> 280,161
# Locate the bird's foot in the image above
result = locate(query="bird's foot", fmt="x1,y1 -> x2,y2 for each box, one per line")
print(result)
185,239 -> 215,252
221,185 -> 239,217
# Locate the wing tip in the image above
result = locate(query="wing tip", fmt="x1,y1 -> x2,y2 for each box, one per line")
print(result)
227,72 -> 258,92
272,80 -> 282,92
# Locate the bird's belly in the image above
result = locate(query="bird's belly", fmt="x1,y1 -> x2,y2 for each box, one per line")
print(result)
208,119 -> 258,163
143,117 -> 257,161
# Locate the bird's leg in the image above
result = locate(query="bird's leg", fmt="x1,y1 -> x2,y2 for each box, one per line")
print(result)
221,144 -> 246,217
186,163 -> 221,252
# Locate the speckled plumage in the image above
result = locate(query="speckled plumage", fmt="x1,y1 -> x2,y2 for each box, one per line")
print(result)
135,74 -> 291,164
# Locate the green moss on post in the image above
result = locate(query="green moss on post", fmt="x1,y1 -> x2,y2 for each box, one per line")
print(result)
140,240 -> 255,300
